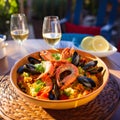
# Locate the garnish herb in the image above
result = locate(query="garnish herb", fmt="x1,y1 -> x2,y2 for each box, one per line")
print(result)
52,53 -> 61,60
34,80 -> 45,92
34,63 -> 45,73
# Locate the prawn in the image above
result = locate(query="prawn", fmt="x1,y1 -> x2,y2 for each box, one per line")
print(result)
36,75 -> 53,99
40,50 -> 55,61
61,47 -> 75,59
37,61 -> 55,79
56,63 -> 79,90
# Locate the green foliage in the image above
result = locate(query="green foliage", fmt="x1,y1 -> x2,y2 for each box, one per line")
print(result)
0,0 -> 19,34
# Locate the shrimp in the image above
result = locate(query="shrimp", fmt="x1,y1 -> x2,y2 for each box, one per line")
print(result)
61,47 -> 75,59
37,61 -> 55,79
40,48 -> 75,61
52,60 -> 70,69
56,63 -> 79,90
36,75 -> 53,100
40,50 -> 55,61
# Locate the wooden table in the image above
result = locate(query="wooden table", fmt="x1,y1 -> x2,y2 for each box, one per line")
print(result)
0,39 -> 120,120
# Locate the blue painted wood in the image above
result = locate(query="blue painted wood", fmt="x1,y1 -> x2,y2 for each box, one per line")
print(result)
96,0 -> 108,26
96,0 -> 118,26
62,0 -> 119,42
100,0 -> 118,42
73,0 -> 83,25
108,0 -> 118,24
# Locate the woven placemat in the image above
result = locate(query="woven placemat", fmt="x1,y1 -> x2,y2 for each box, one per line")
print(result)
0,74 -> 120,120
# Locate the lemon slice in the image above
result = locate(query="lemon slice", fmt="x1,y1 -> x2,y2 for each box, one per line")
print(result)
80,36 -> 94,50
92,35 -> 109,52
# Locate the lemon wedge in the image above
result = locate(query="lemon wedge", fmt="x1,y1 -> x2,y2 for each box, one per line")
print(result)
80,36 -> 94,51
92,35 -> 110,52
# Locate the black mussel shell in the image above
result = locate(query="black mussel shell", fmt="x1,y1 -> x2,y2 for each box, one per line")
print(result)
49,79 -> 60,100
17,64 -> 40,74
87,66 -> 103,74
49,91 -> 55,100
77,76 -> 96,88
82,60 -> 98,70
71,51 -> 80,66
28,56 -> 41,64
17,65 -> 29,74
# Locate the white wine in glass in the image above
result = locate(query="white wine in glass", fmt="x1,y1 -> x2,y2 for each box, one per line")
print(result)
10,13 -> 29,45
42,16 -> 61,48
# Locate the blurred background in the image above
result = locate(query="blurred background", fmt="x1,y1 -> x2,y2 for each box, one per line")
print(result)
0,0 -> 120,47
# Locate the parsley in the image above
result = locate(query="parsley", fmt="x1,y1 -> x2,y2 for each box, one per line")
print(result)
63,88 -> 74,96
34,63 -> 45,73
52,53 -> 61,60
67,57 -> 72,62
34,80 -> 45,92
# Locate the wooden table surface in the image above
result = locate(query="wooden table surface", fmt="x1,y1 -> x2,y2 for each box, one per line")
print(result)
0,39 -> 120,120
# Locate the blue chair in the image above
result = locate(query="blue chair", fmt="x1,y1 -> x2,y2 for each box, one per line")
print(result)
61,0 -> 118,42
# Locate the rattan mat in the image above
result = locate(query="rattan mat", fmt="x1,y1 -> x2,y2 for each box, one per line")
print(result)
0,74 -> 120,120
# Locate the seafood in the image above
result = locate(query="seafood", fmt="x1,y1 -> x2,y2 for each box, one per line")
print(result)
82,60 -> 103,74
61,47 -> 75,59
77,76 -> 96,88
71,51 -> 80,66
37,75 -> 53,99
49,79 -> 60,100
40,50 -> 55,61
17,64 -> 40,74
17,47 -> 104,100
86,66 -> 103,74
37,61 -> 55,79
41,74 -> 53,87
17,57 -> 42,74
28,56 -> 41,64
56,63 -> 79,90
82,60 -> 98,70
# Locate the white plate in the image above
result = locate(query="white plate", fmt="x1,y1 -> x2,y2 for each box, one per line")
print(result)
55,41 -> 74,48
74,43 -> 117,57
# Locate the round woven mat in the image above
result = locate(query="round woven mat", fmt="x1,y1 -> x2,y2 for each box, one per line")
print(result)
0,74 -> 120,120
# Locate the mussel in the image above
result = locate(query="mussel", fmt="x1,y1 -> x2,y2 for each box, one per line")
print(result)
77,76 -> 96,88
28,56 -> 41,64
86,66 -> 103,74
49,79 -> 60,100
17,64 -> 41,74
71,51 -> 80,66
82,61 -> 98,70
81,60 -> 103,74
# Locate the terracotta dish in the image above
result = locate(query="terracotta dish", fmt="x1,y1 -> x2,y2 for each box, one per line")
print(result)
10,48 -> 109,109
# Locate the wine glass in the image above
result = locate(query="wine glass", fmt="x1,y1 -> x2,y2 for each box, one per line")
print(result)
42,16 -> 62,48
10,13 -> 29,45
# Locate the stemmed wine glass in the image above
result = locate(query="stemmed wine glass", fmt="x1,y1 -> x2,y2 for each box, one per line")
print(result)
10,13 -> 29,45
42,16 -> 62,48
